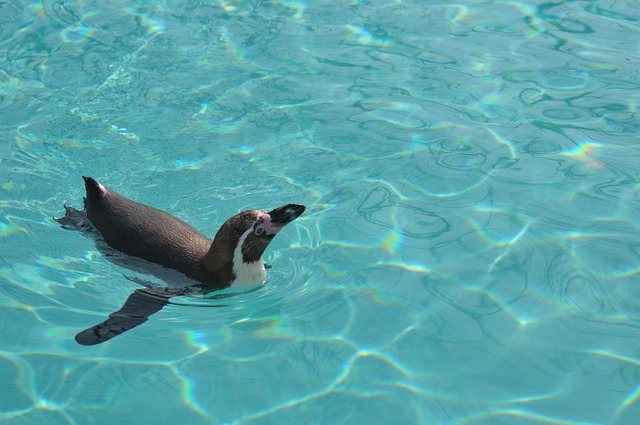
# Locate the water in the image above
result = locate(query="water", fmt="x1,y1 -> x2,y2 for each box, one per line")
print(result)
1,0 -> 639,423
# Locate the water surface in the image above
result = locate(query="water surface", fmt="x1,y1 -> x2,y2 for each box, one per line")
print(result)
1,1 -> 639,424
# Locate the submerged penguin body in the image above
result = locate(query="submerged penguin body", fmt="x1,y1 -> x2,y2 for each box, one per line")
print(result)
56,176 -> 305,345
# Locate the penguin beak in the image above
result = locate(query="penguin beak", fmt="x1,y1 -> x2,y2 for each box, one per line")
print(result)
268,204 -> 306,227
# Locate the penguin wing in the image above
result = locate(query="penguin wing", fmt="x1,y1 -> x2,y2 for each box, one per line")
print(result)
75,289 -> 170,345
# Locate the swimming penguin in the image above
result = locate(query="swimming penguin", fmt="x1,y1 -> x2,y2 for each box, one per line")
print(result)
56,176 -> 305,345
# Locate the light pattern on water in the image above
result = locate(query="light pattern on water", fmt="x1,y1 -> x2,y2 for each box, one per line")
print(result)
1,0 -> 639,424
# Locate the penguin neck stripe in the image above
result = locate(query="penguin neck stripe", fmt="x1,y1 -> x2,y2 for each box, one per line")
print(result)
231,226 -> 266,287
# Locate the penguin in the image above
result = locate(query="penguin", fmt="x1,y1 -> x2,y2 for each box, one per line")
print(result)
55,176 -> 305,345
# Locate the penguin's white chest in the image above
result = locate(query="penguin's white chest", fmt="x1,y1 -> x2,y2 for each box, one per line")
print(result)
230,227 -> 267,287
231,261 -> 267,287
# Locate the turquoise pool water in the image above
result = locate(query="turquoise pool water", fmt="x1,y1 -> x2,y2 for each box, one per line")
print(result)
1,0 -> 639,424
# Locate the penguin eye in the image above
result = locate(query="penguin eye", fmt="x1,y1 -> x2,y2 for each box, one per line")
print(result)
254,226 -> 265,236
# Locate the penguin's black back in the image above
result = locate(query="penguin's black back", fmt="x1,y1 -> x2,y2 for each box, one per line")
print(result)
83,177 -> 212,281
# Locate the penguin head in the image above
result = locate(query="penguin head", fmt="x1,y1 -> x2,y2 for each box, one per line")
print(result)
232,204 -> 305,261
204,204 -> 306,287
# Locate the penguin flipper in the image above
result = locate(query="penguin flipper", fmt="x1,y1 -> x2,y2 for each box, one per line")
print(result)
75,289 -> 170,345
